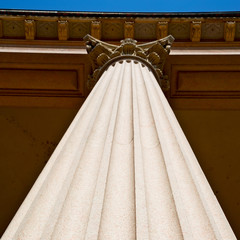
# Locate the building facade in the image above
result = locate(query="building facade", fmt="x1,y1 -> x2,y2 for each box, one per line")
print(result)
0,10 -> 240,238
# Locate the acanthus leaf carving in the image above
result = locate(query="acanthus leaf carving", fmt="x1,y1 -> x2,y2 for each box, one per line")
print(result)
84,34 -> 174,91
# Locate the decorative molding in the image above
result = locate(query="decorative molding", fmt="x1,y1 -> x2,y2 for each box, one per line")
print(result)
84,34 -> 174,90
69,22 -> 90,39
170,62 -> 240,97
169,23 -> 190,39
124,21 -> 134,39
25,20 -> 36,40
190,21 -> 201,42
0,51 -> 90,107
58,20 -> 69,41
224,21 -> 236,42
135,23 -> 156,40
91,21 -> 101,39
36,21 -> 58,38
0,69 -> 78,91
0,13 -> 240,44
0,63 -> 84,97
202,22 -> 224,40
156,22 -> 168,39
3,20 -> 25,38
102,22 -> 123,40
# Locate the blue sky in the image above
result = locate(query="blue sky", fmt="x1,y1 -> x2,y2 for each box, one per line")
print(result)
0,0 -> 240,12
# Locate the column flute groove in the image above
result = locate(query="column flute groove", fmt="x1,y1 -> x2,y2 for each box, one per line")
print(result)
3,66 -> 112,240
143,68 -> 217,239
85,62 -> 126,240
149,70 -> 236,239
98,61 -> 136,240
132,61 -> 150,240
5,67 -> 114,240
136,63 -> 184,239
50,63 -> 125,240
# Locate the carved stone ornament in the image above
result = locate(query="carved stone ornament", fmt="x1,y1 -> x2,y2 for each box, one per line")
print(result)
190,21 -> 201,42
157,22 -> 168,39
124,21 -> 134,39
58,20 -> 69,41
224,21 -> 236,42
25,19 -> 36,40
84,34 -> 174,90
91,21 -> 101,39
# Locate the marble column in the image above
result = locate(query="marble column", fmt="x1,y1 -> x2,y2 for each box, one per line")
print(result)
1,36 -> 236,240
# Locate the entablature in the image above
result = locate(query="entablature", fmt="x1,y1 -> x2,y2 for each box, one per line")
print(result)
1,10 -> 240,46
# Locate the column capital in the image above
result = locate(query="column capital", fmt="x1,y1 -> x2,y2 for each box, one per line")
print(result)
84,34 -> 174,90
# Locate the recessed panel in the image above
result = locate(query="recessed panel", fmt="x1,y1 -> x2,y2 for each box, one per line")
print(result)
0,69 -> 78,91
177,71 -> 240,92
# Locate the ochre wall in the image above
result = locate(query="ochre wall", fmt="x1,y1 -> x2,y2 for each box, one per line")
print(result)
175,109 -> 240,238
0,107 -> 78,237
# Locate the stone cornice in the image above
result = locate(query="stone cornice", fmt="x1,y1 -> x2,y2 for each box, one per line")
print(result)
84,34 -> 174,90
1,10 -> 240,45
